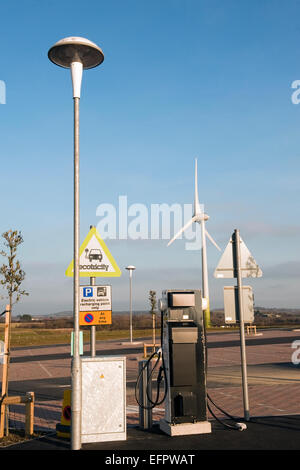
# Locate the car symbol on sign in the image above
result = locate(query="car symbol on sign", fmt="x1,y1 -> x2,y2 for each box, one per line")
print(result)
88,249 -> 103,263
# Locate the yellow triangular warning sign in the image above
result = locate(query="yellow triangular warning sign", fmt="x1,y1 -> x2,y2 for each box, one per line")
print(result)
65,226 -> 122,278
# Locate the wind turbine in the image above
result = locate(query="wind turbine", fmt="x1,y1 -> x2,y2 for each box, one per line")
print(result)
167,158 -> 221,328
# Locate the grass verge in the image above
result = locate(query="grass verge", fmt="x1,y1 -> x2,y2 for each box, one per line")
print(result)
0,326 -> 160,347
0,430 -> 44,447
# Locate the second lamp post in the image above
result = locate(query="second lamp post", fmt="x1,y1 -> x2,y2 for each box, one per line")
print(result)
126,265 -> 136,343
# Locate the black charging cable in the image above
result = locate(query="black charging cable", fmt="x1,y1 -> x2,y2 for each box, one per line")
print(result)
203,315 -> 247,431
135,310 -> 168,410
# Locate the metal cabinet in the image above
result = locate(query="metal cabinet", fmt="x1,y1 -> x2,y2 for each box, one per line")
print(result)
81,356 -> 126,443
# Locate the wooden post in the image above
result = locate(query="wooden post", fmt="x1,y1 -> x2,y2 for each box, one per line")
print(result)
0,393 -> 35,438
25,392 -> 34,437
144,344 -> 158,358
0,403 -> 4,438
0,305 -> 11,438
152,313 -> 156,354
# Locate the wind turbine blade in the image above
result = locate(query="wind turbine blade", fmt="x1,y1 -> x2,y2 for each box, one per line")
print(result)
205,229 -> 221,251
194,158 -> 201,216
167,217 -> 197,246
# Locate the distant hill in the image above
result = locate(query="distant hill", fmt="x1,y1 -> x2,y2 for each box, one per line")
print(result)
212,307 -> 300,315
255,307 -> 300,314
42,310 -> 73,319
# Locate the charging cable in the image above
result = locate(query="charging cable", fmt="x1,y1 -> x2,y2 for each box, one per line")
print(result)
203,316 -> 247,432
135,312 -> 168,410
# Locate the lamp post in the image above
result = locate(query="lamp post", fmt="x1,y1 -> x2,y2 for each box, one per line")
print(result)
48,37 -> 104,450
126,266 -> 136,343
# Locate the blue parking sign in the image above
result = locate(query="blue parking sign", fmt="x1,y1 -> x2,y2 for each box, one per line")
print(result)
83,287 -> 93,297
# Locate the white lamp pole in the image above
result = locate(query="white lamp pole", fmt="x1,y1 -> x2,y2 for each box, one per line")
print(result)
48,37 -> 104,450
126,266 -> 136,343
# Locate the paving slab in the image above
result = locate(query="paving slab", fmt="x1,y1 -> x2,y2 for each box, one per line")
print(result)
1,329 -> 300,453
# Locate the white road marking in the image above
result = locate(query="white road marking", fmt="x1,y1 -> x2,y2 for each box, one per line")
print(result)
28,348 -> 53,378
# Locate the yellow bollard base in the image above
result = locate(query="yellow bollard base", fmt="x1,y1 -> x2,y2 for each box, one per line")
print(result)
56,389 -> 71,439
56,422 -> 70,439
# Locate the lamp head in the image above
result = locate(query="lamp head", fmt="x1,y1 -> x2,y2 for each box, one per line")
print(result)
126,266 -> 136,271
48,36 -> 104,69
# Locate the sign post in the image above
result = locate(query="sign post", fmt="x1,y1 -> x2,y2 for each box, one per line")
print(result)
233,229 -> 250,421
214,230 -> 262,421
0,305 -> 10,437
90,276 -> 96,356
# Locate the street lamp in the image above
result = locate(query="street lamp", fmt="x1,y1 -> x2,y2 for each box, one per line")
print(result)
48,36 -> 104,451
126,266 -> 136,343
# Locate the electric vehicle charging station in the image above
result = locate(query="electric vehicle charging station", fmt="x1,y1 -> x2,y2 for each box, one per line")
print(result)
158,289 -> 211,436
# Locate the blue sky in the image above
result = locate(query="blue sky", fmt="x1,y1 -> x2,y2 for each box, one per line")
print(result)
0,0 -> 299,315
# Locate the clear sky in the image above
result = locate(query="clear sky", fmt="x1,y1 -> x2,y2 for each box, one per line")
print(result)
0,0 -> 299,315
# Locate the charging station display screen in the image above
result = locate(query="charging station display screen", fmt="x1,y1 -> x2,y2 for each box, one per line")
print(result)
168,293 -> 195,307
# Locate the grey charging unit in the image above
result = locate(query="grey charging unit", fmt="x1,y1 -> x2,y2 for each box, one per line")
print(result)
159,289 -> 211,436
